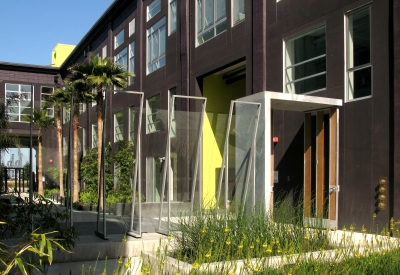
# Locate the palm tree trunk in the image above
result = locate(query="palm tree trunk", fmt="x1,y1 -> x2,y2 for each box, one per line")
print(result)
56,117 -> 64,197
97,90 -> 104,210
37,127 -> 43,196
73,114 -> 79,202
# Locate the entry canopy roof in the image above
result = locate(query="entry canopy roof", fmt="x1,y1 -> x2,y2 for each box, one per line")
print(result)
254,91 -> 343,111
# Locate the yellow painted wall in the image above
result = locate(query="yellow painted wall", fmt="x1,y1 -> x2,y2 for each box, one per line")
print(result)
202,75 -> 246,207
52,44 -> 75,67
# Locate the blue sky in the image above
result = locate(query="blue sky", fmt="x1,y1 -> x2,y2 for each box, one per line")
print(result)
0,0 -> 113,66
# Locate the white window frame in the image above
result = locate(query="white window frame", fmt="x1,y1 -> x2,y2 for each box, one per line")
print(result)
284,25 -> 327,94
146,94 -> 161,134
196,0 -> 227,46
115,47 -> 128,71
63,106 -> 70,123
114,111 -> 124,142
102,45 -> 108,59
114,29 -> 124,49
79,103 -> 86,114
232,0 -> 245,25
129,18 -> 135,37
345,6 -> 372,102
5,83 -> 33,122
169,0 -> 177,35
92,88 -> 97,107
147,17 -> 166,74
41,86 -> 54,118
129,41 -> 135,85
147,0 -> 162,21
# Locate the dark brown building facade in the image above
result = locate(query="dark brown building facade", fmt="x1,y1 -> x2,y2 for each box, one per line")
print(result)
1,0 -> 399,231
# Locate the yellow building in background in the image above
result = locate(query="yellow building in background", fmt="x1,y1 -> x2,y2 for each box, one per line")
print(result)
51,44 -> 75,67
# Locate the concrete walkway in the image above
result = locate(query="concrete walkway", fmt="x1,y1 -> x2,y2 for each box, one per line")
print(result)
33,202 -> 167,275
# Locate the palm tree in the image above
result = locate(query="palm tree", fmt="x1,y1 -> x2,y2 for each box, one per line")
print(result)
46,88 -> 67,198
68,53 -> 133,209
50,85 -> 94,202
24,108 -> 55,196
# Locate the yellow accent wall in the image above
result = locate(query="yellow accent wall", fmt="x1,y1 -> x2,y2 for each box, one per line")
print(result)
52,44 -> 75,67
202,75 -> 246,207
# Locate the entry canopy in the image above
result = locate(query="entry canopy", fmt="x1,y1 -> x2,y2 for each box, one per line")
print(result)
236,91 -> 342,213
259,91 -> 342,112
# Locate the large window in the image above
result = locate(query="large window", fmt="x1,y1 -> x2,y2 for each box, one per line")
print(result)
129,41 -> 135,84
169,0 -> 177,34
41,86 -> 54,117
114,111 -> 124,142
233,0 -> 245,25
63,107 -> 70,123
129,18 -> 135,37
148,0 -> 161,21
285,26 -> 326,94
5,84 -> 32,122
92,123 -> 98,148
115,29 -> 124,49
197,0 -> 227,46
146,94 -> 161,133
115,47 -> 128,71
147,17 -> 166,74
102,45 -> 107,59
347,8 -> 371,101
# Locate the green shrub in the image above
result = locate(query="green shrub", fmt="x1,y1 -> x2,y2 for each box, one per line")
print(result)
171,199 -> 330,264
0,196 -> 78,250
0,224 -> 70,275
79,190 -> 98,209
44,188 -> 60,199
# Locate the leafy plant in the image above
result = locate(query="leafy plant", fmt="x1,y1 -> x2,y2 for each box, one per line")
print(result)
112,142 -> 136,203
43,188 -> 60,199
80,190 -> 98,210
0,225 -> 70,275
80,145 -> 113,194
0,196 -> 78,250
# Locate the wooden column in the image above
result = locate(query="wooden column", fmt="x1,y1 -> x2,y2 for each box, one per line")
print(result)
304,113 -> 312,218
316,111 -> 325,218
329,108 -> 338,220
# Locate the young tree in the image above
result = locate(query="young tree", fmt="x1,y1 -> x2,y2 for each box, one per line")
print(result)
24,108 -> 55,196
68,53 -> 133,209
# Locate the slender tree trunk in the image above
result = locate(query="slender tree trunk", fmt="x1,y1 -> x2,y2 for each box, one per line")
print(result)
73,114 -> 79,202
56,116 -> 64,197
37,127 -> 43,196
97,90 -> 104,210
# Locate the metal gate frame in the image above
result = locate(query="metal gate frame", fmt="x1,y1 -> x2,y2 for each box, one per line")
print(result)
216,100 -> 261,215
95,90 -> 144,239
157,94 -> 207,235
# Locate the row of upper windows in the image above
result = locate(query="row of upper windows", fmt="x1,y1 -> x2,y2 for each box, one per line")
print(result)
94,0 -> 245,76
285,6 -> 372,102
4,84 -> 88,123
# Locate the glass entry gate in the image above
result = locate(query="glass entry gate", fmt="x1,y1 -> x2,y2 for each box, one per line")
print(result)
157,94 -> 207,235
216,101 -> 261,214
